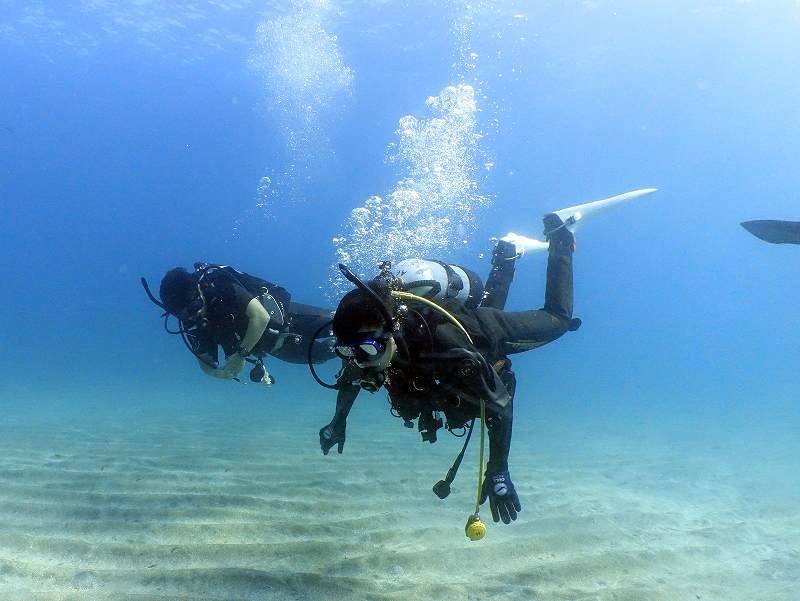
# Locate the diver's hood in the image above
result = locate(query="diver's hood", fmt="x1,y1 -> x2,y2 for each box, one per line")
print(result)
334,264 -> 397,341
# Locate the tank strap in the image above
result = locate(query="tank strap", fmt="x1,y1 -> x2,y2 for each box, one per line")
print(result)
430,260 -> 463,299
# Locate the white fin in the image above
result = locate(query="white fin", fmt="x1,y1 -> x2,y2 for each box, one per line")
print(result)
498,188 -> 658,254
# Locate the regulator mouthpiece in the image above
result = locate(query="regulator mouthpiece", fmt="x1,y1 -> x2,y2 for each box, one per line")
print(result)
358,369 -> 385,393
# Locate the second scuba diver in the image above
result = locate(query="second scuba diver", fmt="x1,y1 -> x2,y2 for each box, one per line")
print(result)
142,263 -> 337,386
317,213 -> 581,526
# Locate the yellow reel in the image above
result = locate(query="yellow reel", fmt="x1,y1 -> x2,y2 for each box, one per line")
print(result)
464,399 -> 489,541
465,514 -> 486,541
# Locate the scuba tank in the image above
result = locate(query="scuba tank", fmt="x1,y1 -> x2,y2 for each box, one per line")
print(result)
392,259 -> 484,309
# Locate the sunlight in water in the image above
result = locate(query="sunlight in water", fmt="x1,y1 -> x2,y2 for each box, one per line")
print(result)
249,0 -> 354,205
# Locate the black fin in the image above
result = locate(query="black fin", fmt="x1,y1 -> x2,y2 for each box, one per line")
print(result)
741,220 -> 800,245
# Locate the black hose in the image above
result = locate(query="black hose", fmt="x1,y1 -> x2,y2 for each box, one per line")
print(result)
307,319 -> 340,389
432,418 -> 475,499
141,277 -> 167,311
338,263 -> 396,332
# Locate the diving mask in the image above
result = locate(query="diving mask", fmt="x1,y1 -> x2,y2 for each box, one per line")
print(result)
335,337 -> 387,362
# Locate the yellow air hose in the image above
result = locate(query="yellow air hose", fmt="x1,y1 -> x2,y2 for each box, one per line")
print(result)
390,291 -> 474,344
389,290 -> 487,541
464,399 -> 487,541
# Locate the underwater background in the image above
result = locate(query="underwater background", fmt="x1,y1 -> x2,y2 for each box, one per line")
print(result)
1,1 -> 799,599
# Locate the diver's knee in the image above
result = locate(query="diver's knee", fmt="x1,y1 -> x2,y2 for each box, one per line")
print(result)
566,317 -> 581,332
551,314 -> 581,336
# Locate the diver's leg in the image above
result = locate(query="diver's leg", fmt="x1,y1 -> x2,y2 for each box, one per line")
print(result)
287,302 -> 329,316
489,308 -> 571,354
272,303 -> 336,364
542,237 -> 573,321
483,217 -> 577,353
309,339 -> 336,363
480,239 -> 518,310
270,338 -> 335,364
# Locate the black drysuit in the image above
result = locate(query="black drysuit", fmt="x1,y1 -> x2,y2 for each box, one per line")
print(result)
321,243 -> 575,475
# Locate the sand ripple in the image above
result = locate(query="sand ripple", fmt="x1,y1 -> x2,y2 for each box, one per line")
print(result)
0,410 -> 797,600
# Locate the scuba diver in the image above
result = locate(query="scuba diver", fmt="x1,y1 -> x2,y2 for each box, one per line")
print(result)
315,213 -> 581,528
741,220 -> 800,245
141,263 -> 336,386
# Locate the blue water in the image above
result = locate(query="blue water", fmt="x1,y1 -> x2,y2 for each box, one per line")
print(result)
2,2 -> 799,599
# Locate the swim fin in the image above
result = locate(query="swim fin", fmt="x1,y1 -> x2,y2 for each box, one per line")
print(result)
741,220 -> 800,245
500,188 -> 658,254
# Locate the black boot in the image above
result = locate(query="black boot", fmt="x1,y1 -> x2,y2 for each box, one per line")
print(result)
543,213 -> 575,256
492,239 -> 519,264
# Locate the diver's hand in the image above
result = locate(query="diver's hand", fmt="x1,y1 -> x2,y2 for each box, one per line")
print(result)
319,421 -> 346,455
480,470 -> 522,524
220,353 -> 246,379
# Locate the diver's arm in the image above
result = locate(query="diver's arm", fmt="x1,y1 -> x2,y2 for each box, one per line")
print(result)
192,335 -> 225,379
320,361 -> 362,455
481,397 -> 522,524
210,298 -> 270,380
197,353 -> 229,379
486,398 -> 513,473
333,381 -> 360,425
319,386 -> 360,455
238,297 -> 270,356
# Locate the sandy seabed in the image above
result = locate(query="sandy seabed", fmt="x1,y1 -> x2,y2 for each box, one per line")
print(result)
0,396 -> 797,601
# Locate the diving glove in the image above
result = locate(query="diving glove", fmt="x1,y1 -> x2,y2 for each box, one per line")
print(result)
480,470 -> 522,524
319,420 -> 346,455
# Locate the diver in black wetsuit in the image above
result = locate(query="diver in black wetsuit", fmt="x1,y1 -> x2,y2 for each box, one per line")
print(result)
142,263 -> 336,385
318,214 -> 580,525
